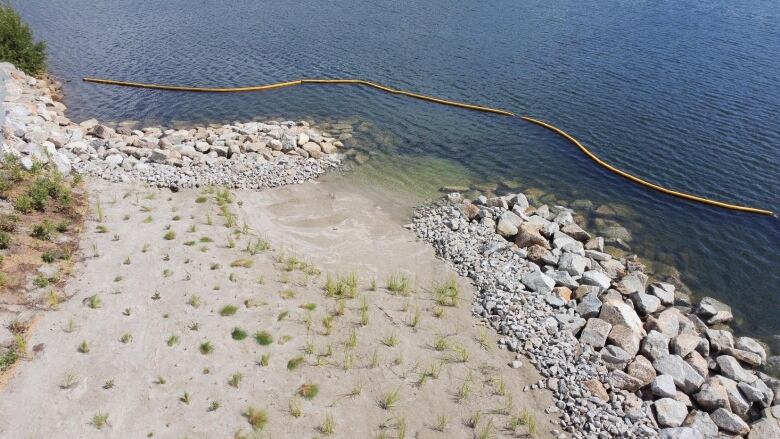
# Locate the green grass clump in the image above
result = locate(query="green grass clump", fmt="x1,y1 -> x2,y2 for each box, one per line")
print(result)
0,5 -> 46,75
87,294 -> 102,309
254,331 -> 273,346
31,220 -> 56,241
244,406 -> 268,431
199,341 -> 214,354
433,277 -> 459,307
230,258 -> 253,268
379,387 -> 401,409
219,304 -> 238,316
287,356 -> 305,370
297,383 -> 319,399
91,412 -> 109,430
299,303 -> 316,311
324,273 -> 359,298
387,273 -> 411,295
228,372 -> 243,388
0,231 -> 10,249
320,413 -> 335,435
163,230 -> 176,240
231,327 -> 248,340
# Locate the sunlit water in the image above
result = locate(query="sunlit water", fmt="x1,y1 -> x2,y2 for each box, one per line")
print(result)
11,0 -> 779,343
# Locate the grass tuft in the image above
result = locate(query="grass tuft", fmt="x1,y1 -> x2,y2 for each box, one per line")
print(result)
199,341 -> 214,354
379,387 -> 401,410
386,273 -> 411,295
244,406 -> 268,431
231,327 -> 248,340
297,383 -> 319,399
254,331 -> 273,346
91,412 -> 109,430
433,277 -> 459,307
287,356 -> 305,371
219,304 -> 238,316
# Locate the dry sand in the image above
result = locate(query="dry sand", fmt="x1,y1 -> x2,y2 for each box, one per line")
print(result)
0,178 -> 557,438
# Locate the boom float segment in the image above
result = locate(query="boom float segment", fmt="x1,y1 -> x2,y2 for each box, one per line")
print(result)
81,76 -> 774,216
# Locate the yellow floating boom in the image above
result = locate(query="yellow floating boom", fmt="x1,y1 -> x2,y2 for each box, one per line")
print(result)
81,76 -> 774,216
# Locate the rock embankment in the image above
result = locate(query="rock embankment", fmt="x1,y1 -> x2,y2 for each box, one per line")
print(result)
0,62 -> 344,190
413,192 -> 780,438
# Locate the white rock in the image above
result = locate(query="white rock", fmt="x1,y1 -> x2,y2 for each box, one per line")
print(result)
655,397 -> 688,427
652,374 -> 677,398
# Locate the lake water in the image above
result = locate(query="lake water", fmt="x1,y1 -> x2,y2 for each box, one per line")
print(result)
10,0 -> 779,342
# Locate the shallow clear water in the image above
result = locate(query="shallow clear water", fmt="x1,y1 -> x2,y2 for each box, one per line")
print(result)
11,0 -> 779,340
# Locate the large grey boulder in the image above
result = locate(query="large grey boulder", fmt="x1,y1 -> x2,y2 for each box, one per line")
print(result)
601,345 -> 632,370
576,293 -> 602,318
496,216 -> 519,237
149,149 -> 171,163
549,270 -> 579,289
697,296 -> 734,325
580,270 -> 611,291
599,300 -> 645,336
706,329 -> 735,353
748,414 -> 780,439
631,291 -> 661,315
652,374 -> 678,398
642,330 -> 671,361
558,252 -> 587,276
521,270 -> 555,294
616,271 -> 648,295
694,381 -> 730,411
653,355 -> 705,393
561,222 -> 590,241
50,151 -> 71,176
717,355 -> 756,383
710,407 -> 750,435
647,308 -> 682,339
608,324 -> 641,357
723,347 -> 763,368
580,318 -> 612,348
627,355 -> 656,388
683,411 -> 719,438
514,223 -> 550,249
659,427 -> 703,439
91,124 -> 115,139
655,397 -> 688,427
650,282 -> 676,305
609,369 -> 644,392
672,333 -> 707,359
711,375 -> 751,417
735,337 -> 767,365
738,380 -> 773,408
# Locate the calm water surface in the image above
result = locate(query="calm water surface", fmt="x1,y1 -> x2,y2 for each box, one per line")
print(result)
11,0 -> 780,341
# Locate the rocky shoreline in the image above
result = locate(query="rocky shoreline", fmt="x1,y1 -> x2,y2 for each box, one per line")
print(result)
3,57 -> 779,437
0,62 -> 345,191
412,192 -> 780,438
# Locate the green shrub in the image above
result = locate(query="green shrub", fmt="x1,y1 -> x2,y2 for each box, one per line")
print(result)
31,219 -> 55,240
0,214 -> 18,232
0,231 -> 10,249
14,195 -> 32,213
0,5 -> 45,75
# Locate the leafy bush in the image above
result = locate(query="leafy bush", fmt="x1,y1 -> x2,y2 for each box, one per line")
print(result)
13,195 -> 32,213
31,219 -> 55,240
0,230 -> 10,249
0,5 -> 45,75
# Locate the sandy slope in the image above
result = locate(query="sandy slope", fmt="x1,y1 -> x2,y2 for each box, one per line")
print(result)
0,179 -> 556,438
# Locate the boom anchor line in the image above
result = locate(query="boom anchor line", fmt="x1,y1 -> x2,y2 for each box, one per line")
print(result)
81,76 -> 774,217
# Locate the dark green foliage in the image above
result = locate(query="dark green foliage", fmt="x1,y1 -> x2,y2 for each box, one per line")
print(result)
0,5 -> 45,75
30,219 -> 55,240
